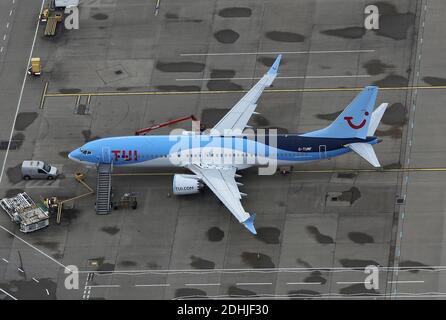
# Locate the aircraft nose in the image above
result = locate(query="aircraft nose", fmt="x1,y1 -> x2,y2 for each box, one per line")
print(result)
68,149 -> 80,161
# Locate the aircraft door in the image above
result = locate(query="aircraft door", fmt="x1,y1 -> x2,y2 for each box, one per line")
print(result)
319,145 -> 327,159
102,147 -> 112,163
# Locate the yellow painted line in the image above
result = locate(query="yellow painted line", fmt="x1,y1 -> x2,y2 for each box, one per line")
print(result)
110,167 -> 446,177
112,172 -> 176,176
43,85 -> 446,98
39,81 -> 48,109
291,168 -> 446,173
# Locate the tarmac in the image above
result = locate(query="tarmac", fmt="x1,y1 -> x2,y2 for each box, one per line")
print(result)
1,0 -> 444,300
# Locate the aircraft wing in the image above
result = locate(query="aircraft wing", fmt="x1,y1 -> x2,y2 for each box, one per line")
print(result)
211,54 -> 282,135
186,164 -> 257,234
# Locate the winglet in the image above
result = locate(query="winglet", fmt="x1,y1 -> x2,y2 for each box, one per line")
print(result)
267,54 -> 282,75
242,213 -> 257,235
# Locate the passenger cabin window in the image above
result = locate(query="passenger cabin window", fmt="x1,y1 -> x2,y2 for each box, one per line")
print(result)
38,169 -> 46,174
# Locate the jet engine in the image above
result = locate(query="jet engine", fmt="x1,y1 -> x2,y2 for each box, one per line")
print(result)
172,174 -> 203,195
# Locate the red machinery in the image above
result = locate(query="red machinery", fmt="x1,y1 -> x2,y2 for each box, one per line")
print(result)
135,115 -> 203,135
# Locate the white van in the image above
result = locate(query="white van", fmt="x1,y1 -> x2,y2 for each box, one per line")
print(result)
54,0 -> 79,8
21,161 -> 58,180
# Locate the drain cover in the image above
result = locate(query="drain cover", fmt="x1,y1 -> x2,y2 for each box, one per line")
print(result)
0,141 -> 18,150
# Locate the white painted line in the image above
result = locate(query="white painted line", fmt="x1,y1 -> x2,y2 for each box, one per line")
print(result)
2,258 -> 8,263
176,75 -> 371,81
135,284 -> 170,287
286,282 -> 322,285
45,289 -> 49,295
32,278 -> 39,283
86,285 -> 121,288
236,282 -> 272,286
6,23 -> 9,29
17,267 -> 24,273
388,280 -> 425,284
0,288 -> 18,300
10,10 -> 13,16
0,0 -> 45,185
79,265 -> 446,274
0,47 -> 3,53
3,34 -> 6,40
185,283 -> 221,286
180,50 -> 375,57
0,225 -> 69,272
337,281 -> 368,284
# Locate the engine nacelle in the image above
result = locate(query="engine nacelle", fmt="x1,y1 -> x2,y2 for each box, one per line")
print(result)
172,174 -> 202,195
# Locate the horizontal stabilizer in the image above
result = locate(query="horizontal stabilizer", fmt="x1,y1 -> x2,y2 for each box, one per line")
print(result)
349,143 -> 381,167
242,213 -> 257,235
367,103 -> 388,136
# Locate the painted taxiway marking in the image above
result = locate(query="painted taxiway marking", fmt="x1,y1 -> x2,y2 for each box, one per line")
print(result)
176,75 -> 371,81
109,167 -> 446,178
0,225 -> 69,272
286,282 -> 323,285
336,281 -> 369,285
0,288 -> 18,300
135,284 -> 170,287
82,273 -> 92,300
154,0 -> 160,16
0,0 -> 45,185
86,285 -> 121,288
236,282 -> 272,286
175,292 -> 446,300
42,85 -> 446,99
388,280 -> 425,284
180,50 -> 376,56
185,283 -> 221,286
2,258 -> 8,263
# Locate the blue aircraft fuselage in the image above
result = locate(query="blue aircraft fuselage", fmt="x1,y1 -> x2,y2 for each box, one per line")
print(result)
68,134 -> 380,168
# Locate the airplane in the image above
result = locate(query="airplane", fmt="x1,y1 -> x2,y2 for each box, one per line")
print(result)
68,55 -> 388,235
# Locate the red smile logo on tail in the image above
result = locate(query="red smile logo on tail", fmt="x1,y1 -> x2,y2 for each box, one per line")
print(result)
344,111 -> 369,129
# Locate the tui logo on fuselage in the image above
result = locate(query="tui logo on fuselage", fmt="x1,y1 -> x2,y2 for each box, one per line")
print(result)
112,150 -> 138,161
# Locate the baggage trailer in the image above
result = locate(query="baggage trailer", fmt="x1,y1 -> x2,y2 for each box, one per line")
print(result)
0,193 -> 49,233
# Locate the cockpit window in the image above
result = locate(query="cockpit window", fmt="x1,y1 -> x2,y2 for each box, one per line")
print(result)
80,148 -> 92,155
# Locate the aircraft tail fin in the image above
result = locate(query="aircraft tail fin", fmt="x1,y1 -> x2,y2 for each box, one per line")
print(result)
348,142 -> 381,167
302,86 -> 379,139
